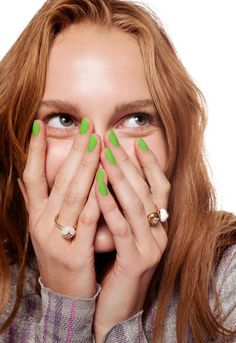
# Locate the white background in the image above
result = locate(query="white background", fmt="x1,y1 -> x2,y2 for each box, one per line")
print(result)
0,1 -> 235,213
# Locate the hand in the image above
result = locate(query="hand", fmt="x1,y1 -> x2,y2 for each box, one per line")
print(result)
18,119 -> 102,298
93,132 -> 169,341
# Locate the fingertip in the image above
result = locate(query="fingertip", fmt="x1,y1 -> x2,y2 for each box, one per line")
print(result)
31,119 -> 42,137
137,137 -> 149,151
96,179 -> 109,197
96,167 -> 108,185
29,119 -> 47,149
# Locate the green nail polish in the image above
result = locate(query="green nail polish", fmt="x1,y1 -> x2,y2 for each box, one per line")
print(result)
138,137 -> 149,151
105,148 -> 116,165
96,168 -> 105,183
32,121 -> 40,137
98,181 -> 109,196
87,134 -> 97,152
80,118 -> 90,135
108,130 -> 120,147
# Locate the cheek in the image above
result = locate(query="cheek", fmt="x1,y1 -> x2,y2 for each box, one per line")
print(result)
45,138 -> 73,189
147,132 -> 167,170
120,132 -> 167,173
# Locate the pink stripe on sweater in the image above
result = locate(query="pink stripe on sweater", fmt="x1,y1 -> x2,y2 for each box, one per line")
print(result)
65,300 -> 76,343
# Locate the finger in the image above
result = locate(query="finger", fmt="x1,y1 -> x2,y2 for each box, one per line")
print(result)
47,117 -> 94,212
95,171 -> 136,258
134,137 -> 170,209
22,120 -> 48,214
55,133 -> 101,228
103,130 -> 154,214
17,177 -> 29,209
99,147 -> 153,247
73,175 -> 101,250
134,138 -> 169,249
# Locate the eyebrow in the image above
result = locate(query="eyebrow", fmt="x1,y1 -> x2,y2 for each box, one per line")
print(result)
38,98 -> 157,117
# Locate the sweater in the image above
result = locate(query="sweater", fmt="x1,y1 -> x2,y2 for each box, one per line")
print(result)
0,244 -> 235,342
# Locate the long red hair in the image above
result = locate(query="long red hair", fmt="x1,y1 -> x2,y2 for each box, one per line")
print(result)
0,1 -> 235,341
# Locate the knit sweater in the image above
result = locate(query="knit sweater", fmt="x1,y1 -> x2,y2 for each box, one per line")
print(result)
0,245 -> 235,342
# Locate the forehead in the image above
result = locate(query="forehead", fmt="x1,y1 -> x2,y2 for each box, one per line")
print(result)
43,22 -> 150,102
51,22 -> 142,63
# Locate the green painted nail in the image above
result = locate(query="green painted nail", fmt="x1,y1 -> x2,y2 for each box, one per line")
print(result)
80,118 -> 90,135
108,130 -> 120,147
138,137 -> 149,151
96,168 -> 105,183
87,134 -> 97,152
98,181 -> 109,196
32,121 -> 40,137
105,148 -> 116,165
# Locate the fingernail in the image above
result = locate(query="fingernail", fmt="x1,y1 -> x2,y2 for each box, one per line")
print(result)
32,121 -> 40,137
108,130 -> 120,147
80,117 -> 90,135
87,134 -> 97,152
138,137 -> 149,151
98,182 -> 109,196
96,168 -> 105,183
105,148 -> 116,165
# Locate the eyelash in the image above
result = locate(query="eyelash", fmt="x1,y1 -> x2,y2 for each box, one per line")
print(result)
44,111 -> 158,132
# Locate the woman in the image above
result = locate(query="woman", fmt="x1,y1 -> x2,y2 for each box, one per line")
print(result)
0,0 -> 235,342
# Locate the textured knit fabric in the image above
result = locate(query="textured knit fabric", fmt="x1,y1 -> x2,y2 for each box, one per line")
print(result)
0,244 -> 235,342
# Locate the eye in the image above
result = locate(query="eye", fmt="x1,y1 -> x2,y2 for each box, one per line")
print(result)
122,112 -> 153,129
46,113 -> 76,129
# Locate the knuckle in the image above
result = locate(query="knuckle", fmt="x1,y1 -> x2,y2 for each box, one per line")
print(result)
28,144 -> 45,154
105,202 -> 117,216
64,190 -> 85,208
113,222 -> 130,237
132,198 -> 145,215
111,172 -> 125,187
53,173 -> 68,192
71,136 -> 80,152
80,158 -> 90,169
119,152 -> 129,164
79,211 -> 96,227
164,180 -> 171,194
133,181 -> 149,200
142,182 -> 150,199
22,169 -> 46,185
22,169 -> 31,184
89,186 -> 96,200
158,179 -> 171,197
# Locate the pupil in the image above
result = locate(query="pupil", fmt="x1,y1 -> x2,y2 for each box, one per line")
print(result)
135,114 -> 146,126
60,115 -> 72,127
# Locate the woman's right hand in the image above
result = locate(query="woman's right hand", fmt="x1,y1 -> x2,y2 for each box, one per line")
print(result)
18,118 -> 101,298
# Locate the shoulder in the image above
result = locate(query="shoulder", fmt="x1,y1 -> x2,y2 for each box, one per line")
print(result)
9,262 -> 39,296
210,244 -> 236,334
5,263 -> 40,317
215,243 -> 236,288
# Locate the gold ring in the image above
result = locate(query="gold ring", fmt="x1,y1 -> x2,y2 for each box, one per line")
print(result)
55,214 -> 77,240
147,208 -> 169,226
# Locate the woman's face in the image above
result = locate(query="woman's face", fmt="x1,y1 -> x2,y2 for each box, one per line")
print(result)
37,22 -> 167,253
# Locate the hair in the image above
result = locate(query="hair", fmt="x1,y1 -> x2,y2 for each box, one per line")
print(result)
0,0 -> 235,341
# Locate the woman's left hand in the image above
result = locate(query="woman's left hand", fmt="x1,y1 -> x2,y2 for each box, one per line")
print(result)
93,132 -> 170,341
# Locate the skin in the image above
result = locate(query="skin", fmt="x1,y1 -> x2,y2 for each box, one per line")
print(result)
38,22 -> 167,253
20,22 -> 170,341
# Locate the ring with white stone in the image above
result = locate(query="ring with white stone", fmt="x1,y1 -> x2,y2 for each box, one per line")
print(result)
158,208 -> 169,222
54,215 -> 77,240
147,208 -> 169,226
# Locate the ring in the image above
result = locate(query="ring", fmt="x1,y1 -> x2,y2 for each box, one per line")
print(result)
147,208 -> 169,226
54,214 -> 77,240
